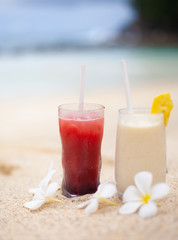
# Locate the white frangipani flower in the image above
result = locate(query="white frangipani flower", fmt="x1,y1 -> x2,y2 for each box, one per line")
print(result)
77,182 -> 117,214
119,171 -> 170,218
24,161 -> 62,210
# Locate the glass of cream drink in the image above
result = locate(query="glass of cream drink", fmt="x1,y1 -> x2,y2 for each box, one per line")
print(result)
58,103 -> 105,197
115,108 -> 166,194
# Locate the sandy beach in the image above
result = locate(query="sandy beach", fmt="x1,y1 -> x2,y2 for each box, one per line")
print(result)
0,81 -> 178,240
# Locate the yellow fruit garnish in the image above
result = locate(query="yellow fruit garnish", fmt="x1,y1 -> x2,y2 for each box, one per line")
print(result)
151,92 -> 173,126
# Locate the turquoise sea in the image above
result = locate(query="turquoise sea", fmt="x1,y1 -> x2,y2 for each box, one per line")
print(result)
0,47 -> 178,99
1,1 -> 177,99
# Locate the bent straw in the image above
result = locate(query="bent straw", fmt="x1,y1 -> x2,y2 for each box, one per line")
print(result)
79,64 -> 86,111
121,60 -> 133,112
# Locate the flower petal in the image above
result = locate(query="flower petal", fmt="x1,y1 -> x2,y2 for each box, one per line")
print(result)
24,199 -> 45,210
77,200 -> 92,209
46,182 -> 60,197
135,171 -> 152,195
138,201 -> 158,218
119,201 -> 142,214
151,183 -> 170,200
39,169 -> 56,191
123,185 -> 142,202
32,190 -> 45,201
84,199 -> 98,214
96,182 -> 117,198
29,188 -> 41,194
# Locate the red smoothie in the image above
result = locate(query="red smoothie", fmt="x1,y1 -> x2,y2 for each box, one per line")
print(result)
59,115 -> 104,197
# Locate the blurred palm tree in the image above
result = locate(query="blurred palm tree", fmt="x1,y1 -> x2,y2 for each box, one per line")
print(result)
132,0 -> 178,32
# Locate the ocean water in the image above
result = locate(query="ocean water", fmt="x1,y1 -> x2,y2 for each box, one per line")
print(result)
0,47 -> 178,98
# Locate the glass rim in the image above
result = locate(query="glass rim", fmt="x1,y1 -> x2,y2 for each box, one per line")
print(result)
118,107 -> 163,116
58,103 -> 105,112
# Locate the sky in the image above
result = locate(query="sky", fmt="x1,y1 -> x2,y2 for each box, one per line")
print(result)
0,0 -> 136,51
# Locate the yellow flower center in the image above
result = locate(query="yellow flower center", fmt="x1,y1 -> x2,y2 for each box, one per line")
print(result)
142,194 -> 151,204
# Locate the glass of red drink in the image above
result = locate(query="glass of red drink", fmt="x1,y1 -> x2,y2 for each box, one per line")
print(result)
58,103 -> 105,197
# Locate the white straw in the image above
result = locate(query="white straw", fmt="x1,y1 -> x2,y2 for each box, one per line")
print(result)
121,60 -> 133,112
79,64 -> 86,111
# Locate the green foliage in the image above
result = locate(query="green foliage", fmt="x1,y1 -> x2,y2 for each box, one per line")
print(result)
132,0 -> 178,31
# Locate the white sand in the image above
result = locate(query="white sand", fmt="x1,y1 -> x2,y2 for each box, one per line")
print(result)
0,82 -> 178,240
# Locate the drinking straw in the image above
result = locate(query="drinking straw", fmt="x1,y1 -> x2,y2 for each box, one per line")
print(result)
121,60 -> 133,112
79,64 -> 86,111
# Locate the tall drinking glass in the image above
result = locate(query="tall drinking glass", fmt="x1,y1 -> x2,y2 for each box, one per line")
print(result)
58,103 -> 105,197
115,108 -> 166,194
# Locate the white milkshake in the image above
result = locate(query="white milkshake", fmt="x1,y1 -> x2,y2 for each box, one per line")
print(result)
115,108 -> 166,194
